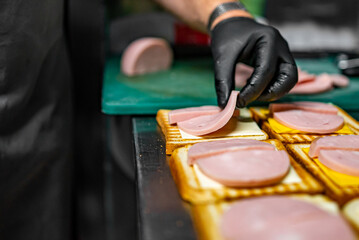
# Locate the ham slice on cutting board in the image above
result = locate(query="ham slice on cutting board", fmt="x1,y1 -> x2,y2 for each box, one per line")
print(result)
269,101 -> 338,115
290,73 -> 333,94
309,135 -> 359,158
177,91 -> 239,136
273,110 -> 344,134
235,63 -> 253,88
221,196 -> 355,240
121,37 -> 173,76
187,139 -> 274,165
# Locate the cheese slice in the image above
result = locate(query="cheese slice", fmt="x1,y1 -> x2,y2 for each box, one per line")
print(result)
303,147 -> 359,187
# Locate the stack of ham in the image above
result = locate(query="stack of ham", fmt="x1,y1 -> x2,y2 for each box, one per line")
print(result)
221,196 -> 355,240
235,64 -> 349,94
269,101 -> 344,134
168,90 -> 239,135
187,139 -> 290,187
309,135 -> 359,176
121,37 -> 173,76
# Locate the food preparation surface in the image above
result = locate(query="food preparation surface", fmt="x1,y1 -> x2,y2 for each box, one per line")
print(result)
102,57 -> 359,115
133,117 -> 197,240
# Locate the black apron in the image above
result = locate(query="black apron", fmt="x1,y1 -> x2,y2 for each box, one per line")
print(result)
0,0 -> 73,239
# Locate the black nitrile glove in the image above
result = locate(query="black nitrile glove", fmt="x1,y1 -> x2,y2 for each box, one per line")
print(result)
211,17 -> 298,108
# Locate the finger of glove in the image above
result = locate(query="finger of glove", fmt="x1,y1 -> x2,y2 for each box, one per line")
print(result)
257,62 -> 298,101
278,37 -> 296,65
238,40 -> 277,107
214,53 -> 238,108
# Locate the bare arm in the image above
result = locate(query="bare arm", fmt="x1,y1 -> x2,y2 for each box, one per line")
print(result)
153,0 -> 252,32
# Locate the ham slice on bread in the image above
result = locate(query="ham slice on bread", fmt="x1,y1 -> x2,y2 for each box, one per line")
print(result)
269,102 -> 338,115
168,106 -> 221,125
273,110 -> 344,134
187,139 -> 274,165
319,150 -> 359,177
309,135 -> 359,158
221,196 -> 355,240
177,91 -> 239,136
196,149 -> 290,187
168,107 -> 240,125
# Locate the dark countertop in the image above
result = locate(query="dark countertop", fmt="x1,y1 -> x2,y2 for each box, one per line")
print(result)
132,117 -> 197,240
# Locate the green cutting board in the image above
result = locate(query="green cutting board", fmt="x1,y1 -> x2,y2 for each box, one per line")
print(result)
102,56 -> 359,115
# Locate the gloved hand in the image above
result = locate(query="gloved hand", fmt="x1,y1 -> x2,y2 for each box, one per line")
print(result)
210,17 -> 298,108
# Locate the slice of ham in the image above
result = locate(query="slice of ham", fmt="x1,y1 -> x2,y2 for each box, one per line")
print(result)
273,110 -> 344,134
298,68 -> 316,83
235,63 -> 253,88
177,91 -> 239,136
221,196 -> 355,240
330,74 -> 350,88
289,73 -> 333,94
187,139 -> 274,165
309,135 -> 359,158
168,107 -> 240,125
319,150 -> 359,176
168,106 -> 220,124
196,149 -> 290,187
121,37 -> 173,76
269,101 -> 338,115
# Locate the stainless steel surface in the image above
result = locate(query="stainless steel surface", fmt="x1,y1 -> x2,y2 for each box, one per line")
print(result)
133,117 -> 196,240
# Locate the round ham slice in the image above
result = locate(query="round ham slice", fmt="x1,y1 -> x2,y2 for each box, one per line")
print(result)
269,101 -> 338,115
221,196 -> 355,240
187,139 -> 274,165
177,91 -> 239,136
273,110 -> 344,134
298,68 -> 316,83
168,106 -> 220,125
330,74 -> 350,88
235,63 -> 253,88
309,135 -> 359,158
319,150 -> 359,176
121,37 -> 173,76
289,73 -> 333,94
196,149 -> 290,187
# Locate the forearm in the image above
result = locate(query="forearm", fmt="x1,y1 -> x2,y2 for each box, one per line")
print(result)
154,0 -> 252,32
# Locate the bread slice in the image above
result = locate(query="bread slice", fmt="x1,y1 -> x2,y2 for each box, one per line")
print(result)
249,105 -> 359,144
157,109 -> 268,154
286,144 -> 359,205
343,198 -> 359,235
169,139 -> 323,204
191,194 -> 341,240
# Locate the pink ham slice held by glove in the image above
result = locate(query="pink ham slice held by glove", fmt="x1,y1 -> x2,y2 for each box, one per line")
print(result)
168,106 -> 240,125
309,135 -> 359,158
187,139 -> 274,165
221,196 -> 355,240
168,106 -> 221,125
273,110 -> 344,134
177,91 -> 239,136
121,37 -> 173,76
